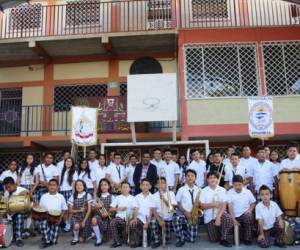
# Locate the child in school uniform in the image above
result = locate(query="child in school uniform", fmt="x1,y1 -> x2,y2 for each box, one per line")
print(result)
68,180 -> 92,245
109,181 -> 137,248
39,179 -> 67,249
173,169 -> 201,247
0,160 -> 18,187
91,178 -> 114,246
77,159 -> 97,196
59,157 -> 78,232
130,178 -> 153,248
3,177 -> 29,247
150,176 -> 177,248
255,185 -> 285,248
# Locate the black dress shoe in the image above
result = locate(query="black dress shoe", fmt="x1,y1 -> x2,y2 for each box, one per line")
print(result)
94,241 -> 102,247
220,240 -> 232,247
15,240 -> 24,247
274,242 -> 286,248
70,240 -> 79,245
110,242 -> 122,248
151,242 -> 160,249
244,240 -> 252,245
39,242 -> 51,249
176,241 -> 185,247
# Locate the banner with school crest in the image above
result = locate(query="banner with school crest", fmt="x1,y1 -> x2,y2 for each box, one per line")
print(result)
248,97 -> 274,138
71,106 -> 98,146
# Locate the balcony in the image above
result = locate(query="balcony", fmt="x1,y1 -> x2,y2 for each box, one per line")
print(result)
0,104 -> 181,137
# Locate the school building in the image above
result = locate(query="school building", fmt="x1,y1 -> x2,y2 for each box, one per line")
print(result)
0,0 -> 299,169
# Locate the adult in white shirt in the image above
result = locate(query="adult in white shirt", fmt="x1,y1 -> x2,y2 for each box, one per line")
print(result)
159,149 -> 180,193
240,145 -> 258,183
255,185 -> 285,248
187,149 -> 206,188
92,154 -> 107,188
280,143 -> 300,171
88,149 -> 100,172
106,153 -> 126,192
251,147 -> 277,197
39,179 -> 67,248
227,175 -> 256,244
109,182 -> 137,247
125,155 -> 138,193
150,148 -> 166,174
77,159 -> 97,196
224,153 -> 247,190
3,177 -> 29,246
34,154 -> 59,202
200,171 -> 233,247
151,176 -> 177,247
173,169 -> 201,247
131,179 -> 153,247
56,151 -> 70,173
0,160 -> 18,184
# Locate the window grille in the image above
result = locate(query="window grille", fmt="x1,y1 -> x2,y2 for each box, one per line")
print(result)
191,0 -> 228,20
120,84 -> 127,96
54,84 -> 107,111
184,43 -> 259,99
263,42 -> 300,96
147,0 -> 172,29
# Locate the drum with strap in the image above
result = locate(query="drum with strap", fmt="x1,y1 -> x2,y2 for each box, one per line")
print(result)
47,210 -> 61,224
7,195 -> 31,214
279,170 -> 300,217
31,206 -> 48,221
0,219 -> 13,248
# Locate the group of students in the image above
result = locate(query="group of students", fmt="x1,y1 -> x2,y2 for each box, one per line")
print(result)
0,142 -> 299,249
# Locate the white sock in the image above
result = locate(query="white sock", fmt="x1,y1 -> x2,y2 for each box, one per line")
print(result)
92,226 -> 102,243
26,218 -> 32,229
73,230 -> 79,241
65,221 -> 71,229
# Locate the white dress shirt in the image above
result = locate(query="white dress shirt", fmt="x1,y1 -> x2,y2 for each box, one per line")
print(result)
200,185 -> 228,224
56,160 -> 65,173
159,160 -> 180,187
176,184 -> 201,213
240,157 -> 257,177
39,192 -> 68,211
34,164 -> 58,182
187,160 -> 206,188
106,163 -> 126,184
125,165 -> 136,187
78,171 -> 96,189
134,193 -> 153,223
0,170 -> 18,182
110,194 -> 137,219
280,158 -> 300,171
19,167 -> 35,186
150,159 -> 166,173
68,192 -> 93,206
151,191 -> 177,221
227,188 -> 256,217
60,170 -> 78,191
92,166 -> 107,187
89,159 -> 100,172
252,160 -> 276,191
255,201 -> 283,230
224,164 -> 247,186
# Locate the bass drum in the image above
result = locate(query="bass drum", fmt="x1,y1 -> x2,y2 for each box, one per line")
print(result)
279,170 -> 300,217
7,195 -> 31,214
0,223 -> 13,248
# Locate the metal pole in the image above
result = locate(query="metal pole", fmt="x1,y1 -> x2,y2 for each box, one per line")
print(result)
130,122 -> 136,144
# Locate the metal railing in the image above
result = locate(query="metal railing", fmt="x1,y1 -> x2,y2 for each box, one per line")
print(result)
0,104 -> 180,136
0,0 -> 299,40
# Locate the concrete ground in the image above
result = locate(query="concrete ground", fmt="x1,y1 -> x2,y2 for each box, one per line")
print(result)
6,234 -> 299,250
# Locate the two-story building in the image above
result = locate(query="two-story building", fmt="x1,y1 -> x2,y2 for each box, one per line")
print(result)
0,0 -> 299,170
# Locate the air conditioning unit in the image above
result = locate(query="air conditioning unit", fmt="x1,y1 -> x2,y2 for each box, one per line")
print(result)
147,19 -> 172,29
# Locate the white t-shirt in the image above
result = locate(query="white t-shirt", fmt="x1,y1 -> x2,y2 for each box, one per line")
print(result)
200,185 -> 228,224
125,165 -> 136,187
134,193 -> 153,223
89,160 -> 100,172
106,163 -> 126,184
187,160 -> 206,188
255,201 -> 283,230
4,186 -> 28,197
252,160 -> 276,191
110,194 -> 137,219
176,184 -> 201,213
159,160 -> 180,187
0,170 -> 18,182
60,170 -> 78,191
92,166 -> 107,187
240,157 -> 257,177
56,160 -> 65,173
150,159 -> 166,173
19,167 -> 35,186
39,192 -> 68,211
151,191 -> 177,221
224,164 -> 247,186
227,188 -> 256,217
68,192 -> 93,206
280,158 -> 300,171
34,164 -> 59,182
78,171 -> 96,189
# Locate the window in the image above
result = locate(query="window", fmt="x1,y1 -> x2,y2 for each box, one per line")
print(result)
191,0 -> 228,20
120,84 -> 127,96
130,57 -> 163,75
147,0 -> 172,29
54,84 -> 107,111
65,0 -> 101,27
184,43 -> 259,98
8,3 -> 42,30
263,42 -> 300,96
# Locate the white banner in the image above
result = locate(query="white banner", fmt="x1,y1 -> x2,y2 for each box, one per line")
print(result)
248,97 -> 274,138
127,73 -> 177,122
71,106 -> 98,146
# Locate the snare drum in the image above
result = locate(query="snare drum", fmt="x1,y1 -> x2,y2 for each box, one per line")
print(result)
31,207 -> 47,221
0,223 -> 13,248
47,210 -> 61,224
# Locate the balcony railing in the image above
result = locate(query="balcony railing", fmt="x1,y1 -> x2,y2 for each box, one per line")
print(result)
0,0 -> 299,40
0,104 -> 180,136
